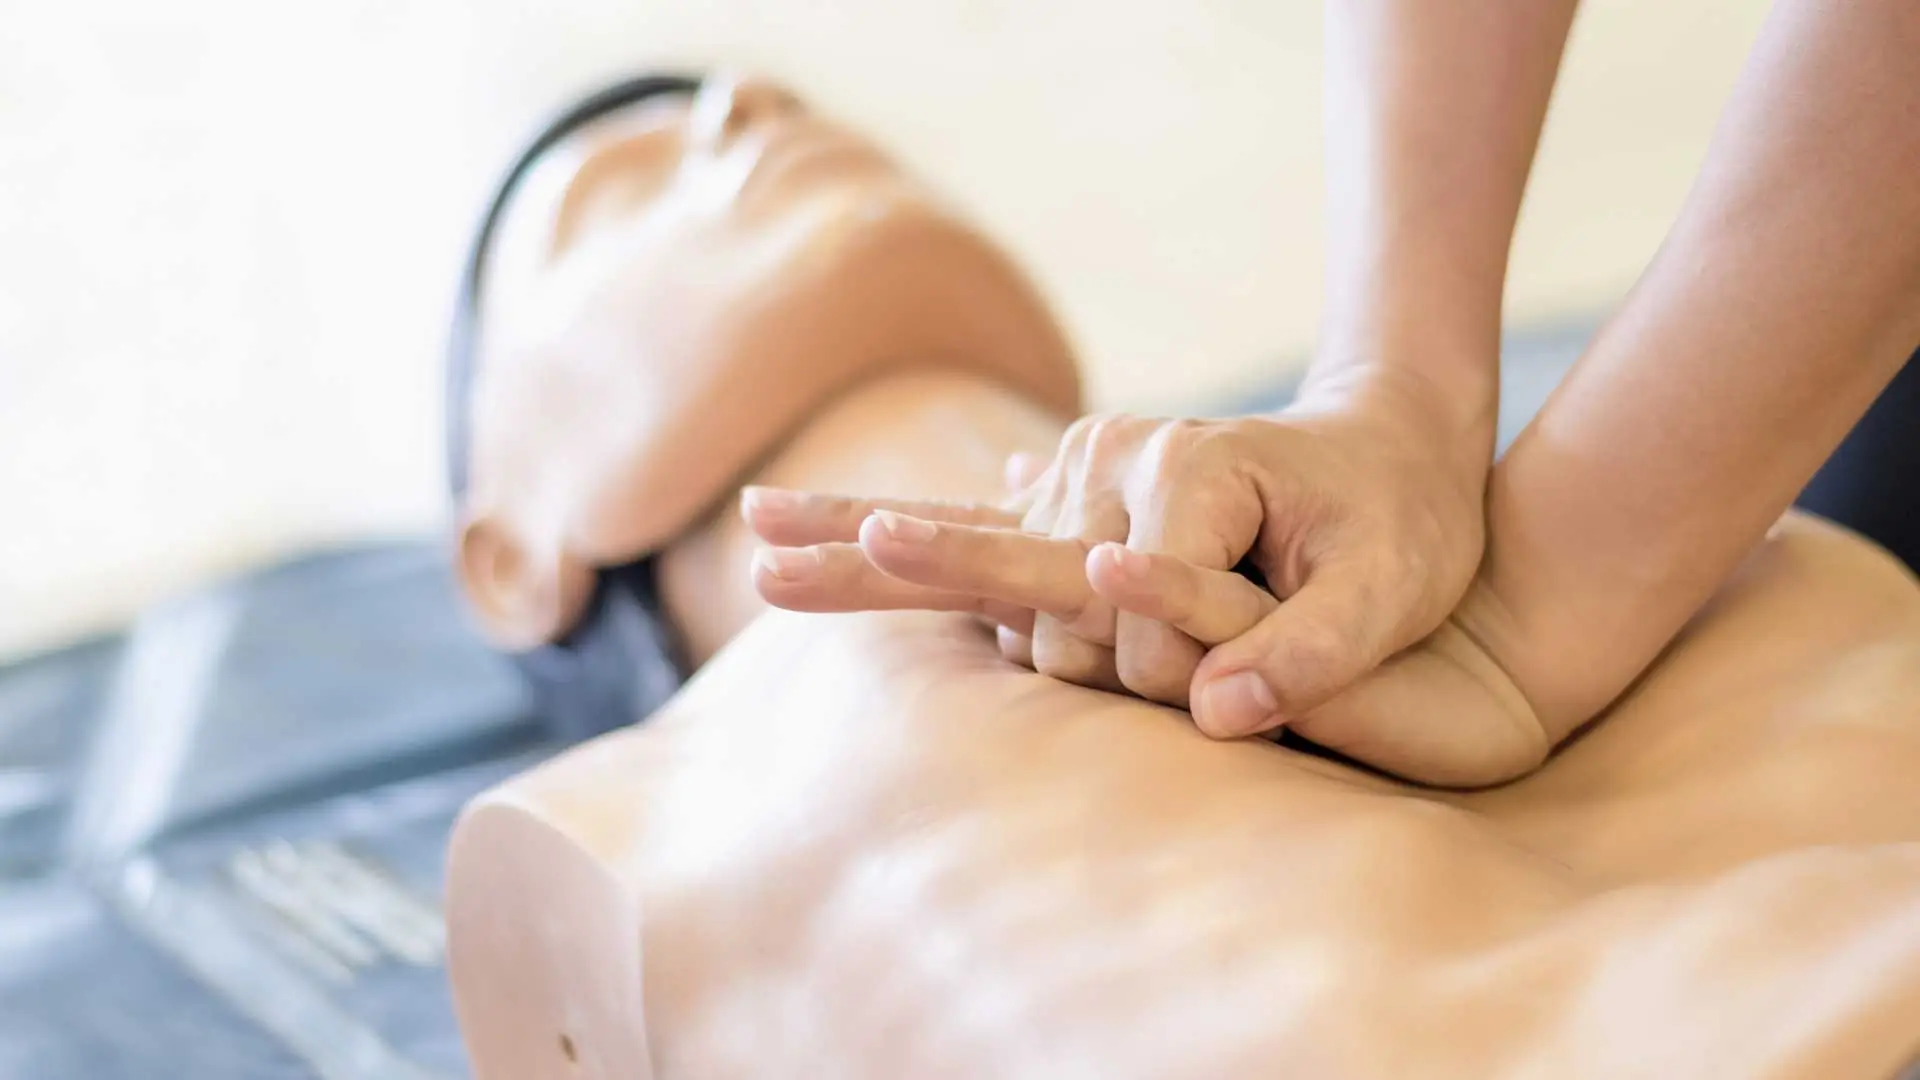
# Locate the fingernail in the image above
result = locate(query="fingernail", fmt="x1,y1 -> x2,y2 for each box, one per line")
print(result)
1101,544 -> 1148,578
873,510 -> 937,542
742,487 -> 796,514
1197,671 -> 1280,737
753,547 -> 820,581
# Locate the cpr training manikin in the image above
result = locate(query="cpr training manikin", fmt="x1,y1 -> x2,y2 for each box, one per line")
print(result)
443,74 -> 1920,1079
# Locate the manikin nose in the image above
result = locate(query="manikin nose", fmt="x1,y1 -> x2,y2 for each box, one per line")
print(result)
689,73 -> 803,151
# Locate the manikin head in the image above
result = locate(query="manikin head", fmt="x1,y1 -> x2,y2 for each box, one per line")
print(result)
452,72 -> 1080,660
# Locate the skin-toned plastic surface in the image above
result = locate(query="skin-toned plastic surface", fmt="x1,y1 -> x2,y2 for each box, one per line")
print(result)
450,507 -> 1920,1079
455,74 -> 1080,649
445,78 -> 1920,1078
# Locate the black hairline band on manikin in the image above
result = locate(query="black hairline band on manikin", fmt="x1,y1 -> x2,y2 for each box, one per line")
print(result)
446,72 -> 702,741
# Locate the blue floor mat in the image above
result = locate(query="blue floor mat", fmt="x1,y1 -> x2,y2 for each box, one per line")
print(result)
0,544 -> 551,1079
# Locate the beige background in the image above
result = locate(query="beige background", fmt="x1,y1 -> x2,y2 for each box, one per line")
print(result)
0,1 -> 1769,659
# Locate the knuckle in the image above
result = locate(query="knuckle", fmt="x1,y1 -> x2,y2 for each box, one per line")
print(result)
1116,643 -> 1200,705
1079,414 -> 1137,461
1020,473 -> 1074,533
1194,423 -> 1253,468
1120,671 -> 1188,707
1033,653 -> 1103,687
1031,624 -> 1111,685
1060,414 -> 1106,454
1178,417 -> 1237,454
1152,416 -> 1210,455
996,627 -> 1035,669
1049,488 -> 1124,542
1142,419 -> 1233,484
1140,421 -> 1193,473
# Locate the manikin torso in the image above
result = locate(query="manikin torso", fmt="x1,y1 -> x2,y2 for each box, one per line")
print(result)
450,514 -> 1920,1079
445,75 -> 1920,1079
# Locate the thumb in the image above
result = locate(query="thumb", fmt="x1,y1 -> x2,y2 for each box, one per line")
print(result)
1285,623 -> 1550,787
1189,563 -> 1397,738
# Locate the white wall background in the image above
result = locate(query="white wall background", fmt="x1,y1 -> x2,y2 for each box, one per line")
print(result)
0,0 -> 1768,659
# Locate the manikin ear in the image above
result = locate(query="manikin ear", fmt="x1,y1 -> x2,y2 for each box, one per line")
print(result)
456,509 -> 596,651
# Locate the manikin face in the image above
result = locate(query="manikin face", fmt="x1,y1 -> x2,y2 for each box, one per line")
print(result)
478,74 -> 922,333
459,74 -> 1077,648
